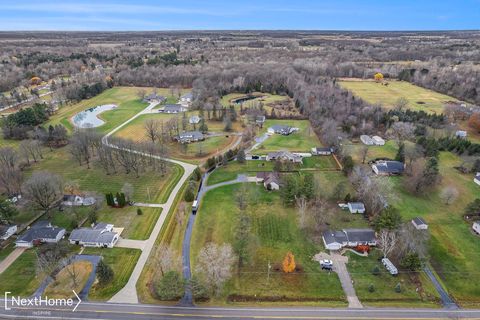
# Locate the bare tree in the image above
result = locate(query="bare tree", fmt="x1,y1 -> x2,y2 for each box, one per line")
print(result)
440,186 -> 459,205
398,223 -> 430,259
144,119 -> 160,143
23,171 -> 63,214
195,243 -> 236,294
153,244 -> 181,278
235,183 -> 249,211
360,146 -> 369,164
35,243 -> 69,280
295,195 -> 308,229
121,183 -> 134,202
377,229 -> 398,258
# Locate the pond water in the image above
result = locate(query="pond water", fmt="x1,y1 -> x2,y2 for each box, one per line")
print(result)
231,95 -> 260,104
72,104 -> 117,128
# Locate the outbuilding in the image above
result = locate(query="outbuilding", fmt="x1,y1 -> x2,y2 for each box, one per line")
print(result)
311,147 -> 333,156
474,173 -> 480,186
473,221 -> 480,235
0,224 -> 17,241
347,202 -> 366,214
411,217 -> 428,230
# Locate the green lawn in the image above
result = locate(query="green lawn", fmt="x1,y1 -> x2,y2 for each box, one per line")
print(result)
302,156 -> 339,170
82,247 -> 141,301
343,140 -> 399,163
206,161 -> 273,186
24,147 -> 182,204
339,80 -> 460,114
95,207 -> 162,240
191,183 -> 346,305
0,245 -> 15,262
346,251 -> 440,307
0,250 -> 42,296
258,120 -> 321,153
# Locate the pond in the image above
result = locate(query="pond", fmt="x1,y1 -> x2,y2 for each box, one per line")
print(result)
72,104 -> 117,128
231,95 -> 262,104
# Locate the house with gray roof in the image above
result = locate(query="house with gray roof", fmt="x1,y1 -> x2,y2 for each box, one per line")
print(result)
161,104 -> 186,114
267,124 -> 298,136
143,93 -> 166,103
347,202 -> 366,214
411,217 -> 428,230
322,228 -> 376,251
0,224 -> 17,241
176,131 -> 204,143
372,160 -> 405,176
311,147 -> 333,156
256,172 -> 281,190
69,223 -> 119,248
266,151 -> 303,163
15,221 -> 65,248
189,115 -> 201,124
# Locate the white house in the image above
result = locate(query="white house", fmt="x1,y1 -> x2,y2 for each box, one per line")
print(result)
311,147 -> 333,156
412,217 -> 428,230
69,223 -> 119,248
473,221 -> 480,235
15,221 -> 65,248
474,173 -> 480,186
267,125 -> 299,136
322,228 -> 376,251
360,135 -> 374,145
0,224 -> 17,241
62,195 -> 96,207
179,92 -> 193,107
456,130 -> 467,139
347,202 -> 366,214
266,151 -> 303,163
256,172 -> 281,190
372,136 -> 386,146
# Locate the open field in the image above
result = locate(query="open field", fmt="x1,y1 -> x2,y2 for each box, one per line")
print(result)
191,183 -> 346,306
96,207 -> 162,240
24,147 -> 182,204
339,80 -> 460,114
346,250 -> 440,307
82,247 -> 141,301
44,260 -> 93,299
258,120 -> 321,153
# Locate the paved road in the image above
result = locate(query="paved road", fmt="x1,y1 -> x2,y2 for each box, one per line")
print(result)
1,299 -> 479,320
0,247 -> 26,274
424,266 -> 458,309
100,101 -> 197,304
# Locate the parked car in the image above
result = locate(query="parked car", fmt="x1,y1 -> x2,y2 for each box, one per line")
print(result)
321,259 -> 333,270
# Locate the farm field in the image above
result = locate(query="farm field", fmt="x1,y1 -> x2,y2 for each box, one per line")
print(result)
346,251 -> 440,307
82,247 -> 141,301
339,80 -> 460,114
258,120 -> 321,153
190,183 -> 346,306
23,147 -> 183,204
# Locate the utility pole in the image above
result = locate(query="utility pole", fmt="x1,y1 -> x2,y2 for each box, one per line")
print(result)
267,260 -> 271,283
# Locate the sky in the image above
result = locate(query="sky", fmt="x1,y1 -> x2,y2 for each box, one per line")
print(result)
0,0 -> 479,31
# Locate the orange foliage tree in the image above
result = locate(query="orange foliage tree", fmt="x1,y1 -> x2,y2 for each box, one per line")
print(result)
30,76 -> 41,85
468,112 -> 480,133
374,72 -> 384,82
282,252 -> 296,273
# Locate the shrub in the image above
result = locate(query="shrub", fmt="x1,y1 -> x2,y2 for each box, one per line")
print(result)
400,252 -> 422,271
184,188 -> 195,202
372,266 -> 380,276
368,284 -> 375,292
137,208 -> 143,215
394,283 -> 402,293
190,276 -> 210,302
155,271 -> 185,301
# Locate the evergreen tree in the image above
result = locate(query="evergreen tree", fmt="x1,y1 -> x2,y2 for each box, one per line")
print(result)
395,142 -> 405,162
97,260 -> 114,285
302,173 -> 315,200
155,271 -> 185,301
237,149 -> 246,164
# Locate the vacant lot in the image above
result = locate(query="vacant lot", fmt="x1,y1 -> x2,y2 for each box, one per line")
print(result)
339,80 -> 460,114
191,183 -> 346,306
258,120 -> 321,153
82,247 -> 141,301
24,147 -> 182,204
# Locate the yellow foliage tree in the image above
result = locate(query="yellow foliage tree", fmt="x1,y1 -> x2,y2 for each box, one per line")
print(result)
30,76 -> 41,85
282,252 -> 296,273
374,72 -> 384,82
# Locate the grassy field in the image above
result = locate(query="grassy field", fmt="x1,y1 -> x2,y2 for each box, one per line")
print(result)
339,80 -> 460,114
206,161 -> 274,186
44,260 -> 93,299
258,120 -> 321,153
0,250 -> 42,296
24,147 -> 182,204
191,183 -> 346,306
95,207 -> 162,240
346,251 -> 440,307
82,247 -> 141,301
302,156 -> 339,170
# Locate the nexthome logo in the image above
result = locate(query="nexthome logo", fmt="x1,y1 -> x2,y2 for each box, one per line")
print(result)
4,291 -> 82,312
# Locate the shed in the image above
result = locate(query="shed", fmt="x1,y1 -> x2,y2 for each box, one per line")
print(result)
411,217 -> 428,230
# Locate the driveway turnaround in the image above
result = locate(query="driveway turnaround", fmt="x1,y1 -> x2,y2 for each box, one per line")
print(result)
104,102 -> 197,304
